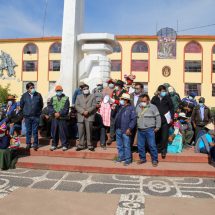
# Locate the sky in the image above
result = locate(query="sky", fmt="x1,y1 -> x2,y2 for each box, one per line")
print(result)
0,0 -> 215,39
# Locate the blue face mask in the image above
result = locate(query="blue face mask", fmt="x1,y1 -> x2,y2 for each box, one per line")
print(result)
179,119 -> 185,123
120,100 -> 125,106
31,89 -> 36,94
199,103 -> 204,107
97,85 -> 103,90
160,92 -> 166,97
56,91 -> 63,96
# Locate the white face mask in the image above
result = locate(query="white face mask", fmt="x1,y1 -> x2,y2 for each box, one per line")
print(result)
109,83 -> 114,89
83,89 -> 90,95
140,102 -> 147,107
115,86 -> 119,91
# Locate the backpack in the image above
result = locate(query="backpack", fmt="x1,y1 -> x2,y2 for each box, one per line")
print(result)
167,134 -> 183,154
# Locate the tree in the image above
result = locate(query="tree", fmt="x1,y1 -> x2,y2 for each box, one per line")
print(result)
0,84 -> 11,104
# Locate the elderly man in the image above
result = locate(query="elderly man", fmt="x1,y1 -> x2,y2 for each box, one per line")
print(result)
136,94 -> 161,167
20,82 -> 43,150
75,84 -> 97,151
49,85 -> 70,151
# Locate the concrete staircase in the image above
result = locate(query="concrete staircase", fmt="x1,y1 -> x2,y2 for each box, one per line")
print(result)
16,138 -> 215,177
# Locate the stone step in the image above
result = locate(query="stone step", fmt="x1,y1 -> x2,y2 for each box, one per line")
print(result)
16,156 -> 215,178
17,145 -> 209,163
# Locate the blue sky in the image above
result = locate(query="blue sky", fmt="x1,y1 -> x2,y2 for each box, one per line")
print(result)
0,0 -> 214,38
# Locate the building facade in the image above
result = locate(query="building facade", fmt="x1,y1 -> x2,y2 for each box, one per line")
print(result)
0,34 -> 215,106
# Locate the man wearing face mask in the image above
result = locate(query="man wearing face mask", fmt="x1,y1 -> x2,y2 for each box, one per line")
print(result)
168,87 -> 181,113
181,92 -> 197,117
191,97 -> 211,141
49,85 -> 70,151
102,79 -> 115,97
112,93 -> 137,166
130,83 -> 144,108
93,80 -> 104,104
107,80 -> 127,145
20,82 -> 43,150
136,94 -> 161,167
151,85 -> 174,159
75,84 -> 97,151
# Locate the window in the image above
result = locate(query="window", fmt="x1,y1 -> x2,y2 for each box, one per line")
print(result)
23,43 -> 38,54
111,60 -> 121,71
213,61 -> 215,73
22,81 -> 37,93
131,60 -> 148,71
185,61 -> 201,72
50,42 -> 61,53
132,42 -> 148,53
23,61 -> 38,71
49,81 -> 56,91
185,41 -> 202,53
49,60 -> 61,71
113,44 -> 121,53
185,83 -> 201,96
212,84 -> 215,97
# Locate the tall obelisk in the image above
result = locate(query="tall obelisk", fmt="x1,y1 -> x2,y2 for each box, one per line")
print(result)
59,0 -> 84,99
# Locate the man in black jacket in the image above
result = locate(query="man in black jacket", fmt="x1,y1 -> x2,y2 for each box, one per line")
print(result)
20,82 -> 43,150
151,85 -> 174,158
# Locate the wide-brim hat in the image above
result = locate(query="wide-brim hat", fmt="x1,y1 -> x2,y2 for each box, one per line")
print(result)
7,95 -> 16,100
121,93 -> 131,101
79,82 -> 86,87
206,123 -> 214,130
178,112 -> 188,119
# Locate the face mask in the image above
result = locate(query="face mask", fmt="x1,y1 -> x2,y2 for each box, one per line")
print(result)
8,101 -> 13,106
160,92 -> 166,97
109,84 -> 114,89
120,100 -> 125,106
115,86 -> 119,91
179,119 -> 185,124
140,102 -> 147,107
31,89 -> 36,94
56,91 -> 63,96
188,96 -> 193,100
83,89 -> 90,95
199,102 -> 204,107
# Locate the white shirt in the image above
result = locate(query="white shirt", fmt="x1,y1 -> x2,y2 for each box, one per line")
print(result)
134,94 -> 140,107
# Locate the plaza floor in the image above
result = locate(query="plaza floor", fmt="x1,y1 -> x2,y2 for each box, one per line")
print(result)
0,168 -> 215,214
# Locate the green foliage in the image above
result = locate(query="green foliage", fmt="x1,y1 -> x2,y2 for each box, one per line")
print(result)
0,84 -> 11,104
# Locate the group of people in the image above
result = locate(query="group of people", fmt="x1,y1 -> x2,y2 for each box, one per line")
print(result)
0,79 -> 215,168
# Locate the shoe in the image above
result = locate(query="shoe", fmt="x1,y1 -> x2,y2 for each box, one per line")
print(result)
76,147 -> 85,151
161,152 -> 166,159
107,139 -> 113,145
101,145 -> 107,150
115,158 -> 124,163
88,148 -> 95,152
62,146 -> 68,151
184,143 -> 192,149
25,144 -> 31,150
123,161 -> 132,166
137,160 -> 147,165
152,161 -> 158,167
50,146 -> 57,151
33,145 -> 38,151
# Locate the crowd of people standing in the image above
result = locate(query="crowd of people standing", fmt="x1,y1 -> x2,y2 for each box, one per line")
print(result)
0,79 -> 215,168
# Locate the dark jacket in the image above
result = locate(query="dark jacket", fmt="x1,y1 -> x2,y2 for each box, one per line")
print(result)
130,92 -> 142,108
7,110 -> 23,126
72,88 -> 82,105
113,105 -> 137,134
48,94 -> 70,119
20,92 -> 43,118
191,105 -> 211,126
151,95 -> 174,124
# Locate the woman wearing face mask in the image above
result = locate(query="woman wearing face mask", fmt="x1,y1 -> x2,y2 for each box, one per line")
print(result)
112,93 -> 137,166
136,94 -> 161,167
151,85 -> 174,159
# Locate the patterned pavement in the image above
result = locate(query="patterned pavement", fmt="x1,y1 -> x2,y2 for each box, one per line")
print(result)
0,168 -> 215,214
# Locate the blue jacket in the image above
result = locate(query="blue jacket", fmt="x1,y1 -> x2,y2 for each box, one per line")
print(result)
20,92 -> 43,118
113,105 -> 137,134
72,88 -> 82,105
